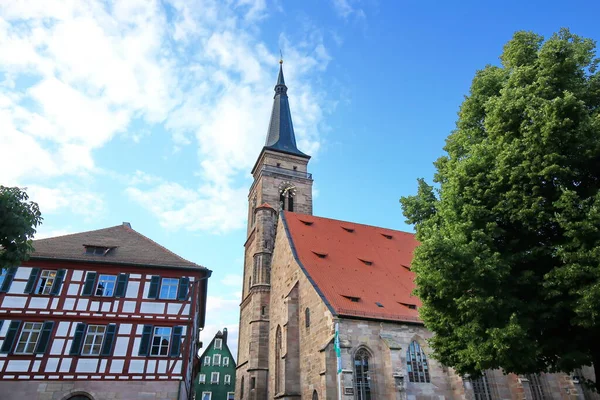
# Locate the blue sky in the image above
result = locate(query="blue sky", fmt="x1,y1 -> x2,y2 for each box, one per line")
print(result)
1,0 -> 598,358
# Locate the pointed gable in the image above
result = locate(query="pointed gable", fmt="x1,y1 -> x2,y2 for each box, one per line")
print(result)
281,211 -> 421,323
31,223 -> 204,269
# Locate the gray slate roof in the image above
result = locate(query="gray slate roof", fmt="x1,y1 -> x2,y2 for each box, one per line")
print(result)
31,223 -> 204,269
263,64 -> 310,159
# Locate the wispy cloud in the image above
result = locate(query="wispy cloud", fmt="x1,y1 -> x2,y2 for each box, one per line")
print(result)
331,0 -> 366,20
0,0 -> 333,233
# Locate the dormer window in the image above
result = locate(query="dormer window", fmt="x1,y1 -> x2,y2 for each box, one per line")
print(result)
84,245 -> 114,256
342,295 -> 360,303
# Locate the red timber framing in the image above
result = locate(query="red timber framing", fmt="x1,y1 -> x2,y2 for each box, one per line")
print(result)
0,259 -> 209,383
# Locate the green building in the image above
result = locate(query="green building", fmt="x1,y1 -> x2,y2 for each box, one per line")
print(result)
195,328 -> 236,400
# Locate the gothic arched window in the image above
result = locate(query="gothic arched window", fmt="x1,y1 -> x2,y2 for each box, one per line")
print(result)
250,196 -> 257,226
312,390 -> 318,400
241,376 -> 245,398
470,371 -> 492,400
275,325 -> 283,394
354,348 -> 372,400
407,341 -> 430,383
305,307 -> 310,328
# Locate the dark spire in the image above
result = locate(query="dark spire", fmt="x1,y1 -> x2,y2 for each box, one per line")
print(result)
263,60 -> 309,158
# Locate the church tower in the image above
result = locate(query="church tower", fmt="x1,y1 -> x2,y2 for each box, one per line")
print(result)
236,61 -> 313,399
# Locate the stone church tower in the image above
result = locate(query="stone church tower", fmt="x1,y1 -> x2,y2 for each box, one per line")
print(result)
235,61 -> 313,400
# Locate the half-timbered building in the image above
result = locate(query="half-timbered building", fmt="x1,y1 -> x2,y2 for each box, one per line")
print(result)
0,222 -> 211,400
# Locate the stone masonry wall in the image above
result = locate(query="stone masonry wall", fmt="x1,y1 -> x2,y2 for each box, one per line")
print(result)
269,218 -> 335,399
0,380 -> 182,400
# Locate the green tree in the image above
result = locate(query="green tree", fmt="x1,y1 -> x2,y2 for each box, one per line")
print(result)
1,186 -> 43,272
401,29 -> 600,389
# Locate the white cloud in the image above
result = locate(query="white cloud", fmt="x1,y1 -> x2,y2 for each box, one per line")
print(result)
331,0 -> 366,20
1,0 -> 332,232
26,185 -> 105,220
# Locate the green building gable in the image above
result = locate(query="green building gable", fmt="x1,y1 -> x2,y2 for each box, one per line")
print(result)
195,328 -> 236,400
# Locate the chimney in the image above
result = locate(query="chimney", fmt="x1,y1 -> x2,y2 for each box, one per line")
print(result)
123,222 -> 131,228
223,328 -> 228,345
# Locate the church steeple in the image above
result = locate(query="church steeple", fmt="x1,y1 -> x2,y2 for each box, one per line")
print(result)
263,61 -> 309,158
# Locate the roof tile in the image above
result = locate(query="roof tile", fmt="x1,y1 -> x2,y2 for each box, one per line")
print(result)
283,211 -> 421,323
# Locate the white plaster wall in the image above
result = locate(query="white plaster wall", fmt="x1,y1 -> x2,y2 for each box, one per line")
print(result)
123,301 -> 136,313
59,358 -> 71,372
68,284 -> 80,296
8,281 -> 26,294
29,297 -> 49,309
113,337 -> 129,357
129,360 -> 145,373
72,270 -> 83,282
14,267 -> 32,280
50,339 -> 65,355
6,360 -> 31,372
76,358 -> 99,373
110,359 -> 124,373
76,299 -> 89,311
141,302 -> 164,314
57,322 -> 71,337
46,358 -> 59,372
126,281 -> 140,298
1,296 -> 27,308
63,298 -> 75,310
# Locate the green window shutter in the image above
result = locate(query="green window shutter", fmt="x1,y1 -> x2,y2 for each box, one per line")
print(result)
101,324 -> 117,356
148,276 -> 160,299
170,326 -> 183,357
69,323 -> 87,355
0,267 -> 18,293
50,269 -> 66,295
81,272 -> 97,296
177,277 -> 190,301
0,320 -> 21,353
114,273 -> 129,298
35,321 -> 55,354
139,325 -> 153,356
24,268 -> 40,294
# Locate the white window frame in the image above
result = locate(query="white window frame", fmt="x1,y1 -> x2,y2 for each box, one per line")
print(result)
159,278 -> 179,300
82,325 -> 107,355
198,374 -> 206,383
35,270 -> 56,295
224,374 -> 231,384
201,392 -> 212,400
213,353 -> 221,366
214,338 -> 222,350
150,326 -> 172,356
204,356 -> 211,366
227,392 -> 234,400
211,372 -> 220,384
223,356 -> 229,366
14,322 -> 43,354
95,274 -> 117,297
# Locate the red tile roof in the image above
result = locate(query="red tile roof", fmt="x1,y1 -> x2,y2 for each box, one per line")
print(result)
282,211 -> 421,323
31,224 -> 205,270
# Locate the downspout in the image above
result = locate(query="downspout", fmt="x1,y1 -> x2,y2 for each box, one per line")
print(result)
181,270 -> 212,400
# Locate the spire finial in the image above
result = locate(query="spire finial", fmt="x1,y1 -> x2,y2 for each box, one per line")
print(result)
279,49 -> 283,65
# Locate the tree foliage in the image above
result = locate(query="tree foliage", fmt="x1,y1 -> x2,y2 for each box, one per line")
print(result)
401,29 -> 600,388
0,186 -> 43,271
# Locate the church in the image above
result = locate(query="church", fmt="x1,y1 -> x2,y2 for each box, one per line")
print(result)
234,62 -> 597,400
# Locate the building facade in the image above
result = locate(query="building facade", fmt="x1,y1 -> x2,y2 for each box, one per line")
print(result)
195,328 -> 236,400
0,223 -> 210,400
235,63 -> 598,400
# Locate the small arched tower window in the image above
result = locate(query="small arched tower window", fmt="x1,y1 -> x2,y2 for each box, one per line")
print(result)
354,348 -> 372,400
407,341 -> 430,383
241,376 -> 245,398
250,196 -> 257,226
312,390 -> 319,400
279,183 -> 296,212
305,307 -> 310,329
275,325 -> 283,394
